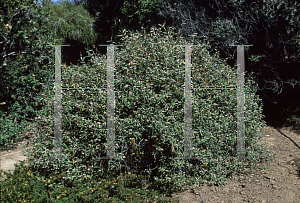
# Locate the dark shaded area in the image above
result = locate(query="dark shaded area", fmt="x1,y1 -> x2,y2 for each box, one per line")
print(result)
255,57 -> 300,128
60,38 -> 93,66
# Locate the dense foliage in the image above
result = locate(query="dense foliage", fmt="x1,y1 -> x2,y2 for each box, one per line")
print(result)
0,0 -> 64,149
0,1 -> 276,201
13,24 -> 269,199
81,0 -> 174,51
156,0 -> 300,94
1,161 -> 178,202
39,0 -> 97,48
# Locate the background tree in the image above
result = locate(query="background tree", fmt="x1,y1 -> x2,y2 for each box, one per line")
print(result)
155,0 -> 300,94
39,0 -> 56,7
81,0 -> 175,57
37,0 -> 178,64
54,0 -> 88,6
36,0 -> 98,65
0,0 -> 61,123
40,0 -> 96,46
155,0 -> 300,128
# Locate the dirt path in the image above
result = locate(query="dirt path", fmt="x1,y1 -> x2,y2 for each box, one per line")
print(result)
0,140 -> 31,181
0,131 -> 33,182
169,126 -> 300,203
1,126 -> 300,202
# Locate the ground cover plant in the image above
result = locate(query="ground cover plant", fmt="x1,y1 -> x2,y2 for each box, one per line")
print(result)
1,23 -> 269,201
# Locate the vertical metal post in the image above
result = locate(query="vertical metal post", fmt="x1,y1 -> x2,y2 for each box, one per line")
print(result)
230,44 -> 253,160
50,45 -> 69,160
98,44 -> 123,160
174,44 -> 201,160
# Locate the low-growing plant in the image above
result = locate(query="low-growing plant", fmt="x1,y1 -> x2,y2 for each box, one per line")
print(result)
0,161 -> 178,202
0,112 -> 32,151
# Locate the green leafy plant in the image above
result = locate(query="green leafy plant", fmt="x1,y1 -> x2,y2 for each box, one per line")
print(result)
0,0 -> 65,151
20,23 -> 269,199
0,0 -> 63,125
39,0 -> 98,48
0,161 -> 178,202
248,55 -> 262,63
0,114 -> 27,151
285,106 -> 300,129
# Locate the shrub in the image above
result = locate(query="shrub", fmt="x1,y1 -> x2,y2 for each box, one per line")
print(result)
0,0 -> 64,124
23,23 -> 268,198
0,161 -> 178,202
0,0 -> 65,151
0,114 -> 30,151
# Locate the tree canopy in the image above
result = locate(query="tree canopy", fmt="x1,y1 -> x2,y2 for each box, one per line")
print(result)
155,0 -> 300,94
80,0 -> 174,46
38,0 -> 97,48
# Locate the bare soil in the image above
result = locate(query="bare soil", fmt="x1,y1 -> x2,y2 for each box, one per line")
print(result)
0,132 -> 33,182
1,125 -> 300,202
169,126 -> 300,203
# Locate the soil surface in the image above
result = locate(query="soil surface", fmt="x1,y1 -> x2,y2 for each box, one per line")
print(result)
0,131 -> 33,182
168,126 -> 300,203
1,125 -> 300,202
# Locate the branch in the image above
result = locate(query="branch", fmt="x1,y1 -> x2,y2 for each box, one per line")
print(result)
2,50 -> 34,60
259,63 -> 300,94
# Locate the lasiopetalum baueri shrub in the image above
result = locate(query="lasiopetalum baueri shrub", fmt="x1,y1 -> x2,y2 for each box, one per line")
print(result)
25,23 -> 267,195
